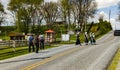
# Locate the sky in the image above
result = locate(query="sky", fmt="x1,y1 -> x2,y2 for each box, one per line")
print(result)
0,0 -> 120,30
95,0 -> 120,30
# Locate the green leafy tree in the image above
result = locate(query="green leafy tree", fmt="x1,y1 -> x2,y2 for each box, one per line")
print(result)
59,0 -> 97,32
8,0 -> 43,34
23,0 -> 44,34
60,0 -> 68,23
71,0 -> 97,32
8,0 -> 27,33
60,0 -> 71,31
98,13 -> 112,34
41,2 -> 59,29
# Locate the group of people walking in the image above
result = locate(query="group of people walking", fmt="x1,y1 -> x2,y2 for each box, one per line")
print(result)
76,32 -> 96,45
28,32 -> 95,53
28,34 -> 44,53
84,32 -> 96,45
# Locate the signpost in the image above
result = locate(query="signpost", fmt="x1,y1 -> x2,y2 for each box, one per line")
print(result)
61,34 -> 70,41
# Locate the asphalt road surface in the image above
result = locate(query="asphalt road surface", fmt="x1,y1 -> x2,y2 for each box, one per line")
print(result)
0,31 -> 120,70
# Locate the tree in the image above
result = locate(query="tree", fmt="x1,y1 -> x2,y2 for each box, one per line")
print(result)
41,2 -> 59,29
98,12 -> 112,33
8,0 -> 27,33
23,0 -> 44,33
8,0 -> 44,34
60,0 -> 72,31
0,3 -> 5,27
69,0 -> 97,32
60,0 -> 68,23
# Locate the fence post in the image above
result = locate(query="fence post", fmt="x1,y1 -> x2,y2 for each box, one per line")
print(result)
13,40 -> 16,52
8,40 -> 11,47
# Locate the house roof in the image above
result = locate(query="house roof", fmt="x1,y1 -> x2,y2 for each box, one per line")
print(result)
45,29 -> 55,33
8,32 -> 25,36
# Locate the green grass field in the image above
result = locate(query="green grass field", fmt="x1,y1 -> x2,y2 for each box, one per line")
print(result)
0,45 -> 57,60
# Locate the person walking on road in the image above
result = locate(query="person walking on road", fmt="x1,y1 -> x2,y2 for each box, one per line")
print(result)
28,35 -> 35,52
39,35 -> 45,50
34,35 -> 39,53
89,32 -> 93,45
89,32 -> 96,45
84,32 -> 89,45
92,33 -> 96,45
76,32 -> 81,46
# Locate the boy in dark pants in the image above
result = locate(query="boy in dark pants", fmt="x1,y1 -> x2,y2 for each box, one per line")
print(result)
28,35 -> 35,52
40,35 -> 44,50
35,35 -> 39,53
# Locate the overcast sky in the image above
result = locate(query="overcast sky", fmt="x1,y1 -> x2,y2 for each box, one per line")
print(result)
0,0 -> 120,30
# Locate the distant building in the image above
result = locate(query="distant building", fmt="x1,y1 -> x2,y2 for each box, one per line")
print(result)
45,29 -> 56,43
8,32 -> 25,40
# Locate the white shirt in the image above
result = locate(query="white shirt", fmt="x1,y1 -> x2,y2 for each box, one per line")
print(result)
27,36 -> 30,41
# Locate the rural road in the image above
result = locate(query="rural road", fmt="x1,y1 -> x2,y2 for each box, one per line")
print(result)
0,31 -> 120,70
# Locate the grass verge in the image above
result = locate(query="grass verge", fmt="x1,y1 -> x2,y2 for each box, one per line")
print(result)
0,45 -> 57,60
107,48 -> 120,70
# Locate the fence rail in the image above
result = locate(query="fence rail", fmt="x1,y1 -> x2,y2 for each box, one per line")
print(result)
0,40 -> 28,47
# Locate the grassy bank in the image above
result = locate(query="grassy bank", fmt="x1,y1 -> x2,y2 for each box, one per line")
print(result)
107,48 -> 120,70
0,45 -> 57,60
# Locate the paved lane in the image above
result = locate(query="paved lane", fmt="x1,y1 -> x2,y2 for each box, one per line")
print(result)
32,31 -> 120,70
0,44 -> 79,70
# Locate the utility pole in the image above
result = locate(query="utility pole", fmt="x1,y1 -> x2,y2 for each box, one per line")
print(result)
109,9 -> 111,23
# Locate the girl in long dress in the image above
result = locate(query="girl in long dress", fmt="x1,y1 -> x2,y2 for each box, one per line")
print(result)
84,32 -> 89,45
76,34 -> 81,46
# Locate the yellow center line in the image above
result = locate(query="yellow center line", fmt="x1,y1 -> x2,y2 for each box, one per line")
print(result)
21,46 -> 82,70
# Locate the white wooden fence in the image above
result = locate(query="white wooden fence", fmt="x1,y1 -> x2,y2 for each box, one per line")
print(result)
0,40 -> 28,47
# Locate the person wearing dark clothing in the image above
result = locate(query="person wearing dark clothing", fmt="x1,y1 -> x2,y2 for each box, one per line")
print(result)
89,32 -> 96,45
34,35 -> 39,53
85,36 -> 89,45
84,32 -> 89,45
40,36 -> 44,50
91,33 -> 96,45
89,32 -> 93,45
28,35 -> 35,52
76,34 -> 81,45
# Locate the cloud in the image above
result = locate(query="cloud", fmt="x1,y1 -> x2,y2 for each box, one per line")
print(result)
95,0 -> 120,8
99,11 -> 108,20
0,0 -> 9,8
110,18 -> 120,30
110,18 -> 116,30
88,11 -> 109,22
49,0 -> 57,2
44,0 -> 58,2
